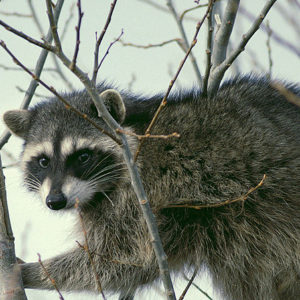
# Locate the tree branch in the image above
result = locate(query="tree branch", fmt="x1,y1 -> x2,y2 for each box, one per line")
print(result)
166,0 -> 202,86
0,155 -> 27,300
0,0 -> 64,150
210,0 -> 240,68
202,1 -> 214,96
207,0 -> 278,96
92,0 -> 118,84
239,5 -> 300,58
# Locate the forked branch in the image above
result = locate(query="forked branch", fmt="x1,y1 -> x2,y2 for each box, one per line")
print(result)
207,0 -> 278,96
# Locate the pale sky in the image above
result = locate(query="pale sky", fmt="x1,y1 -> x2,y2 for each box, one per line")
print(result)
0,1 -> 299,299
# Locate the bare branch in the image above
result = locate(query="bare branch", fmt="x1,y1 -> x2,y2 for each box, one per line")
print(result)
0,19 -> 53,51
45,0 -> 62,53
0,155 -> 27,299
239,5 -> 300,58
208,0 -> 278,96
266,20 -> 273,79
166,0 -> 202,86
92,0 -> 118,84
166,174 -> 266,210
116,128 -> 180,140
211,0 -> 240,69
0,0 -> 64,150
179,268 -> 198,300
202,2 -> 214,96
96,29 -> 124,75
134,0 -> 214,161
37,254 -> 64,300
0,11 -> 31,18
28,0 -> 75,90
75,200 -> 106,300
70,0 -> 84,71
182,273 -> 213,300
119,38 -> 183,50
179,3 -> 209,22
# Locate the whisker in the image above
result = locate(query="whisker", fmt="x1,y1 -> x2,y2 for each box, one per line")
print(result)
82,153 -> 117,178
101,191 -> 115,207
88,166 -> 127,182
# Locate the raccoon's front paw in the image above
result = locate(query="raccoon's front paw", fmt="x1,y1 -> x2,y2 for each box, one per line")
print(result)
21,262 -> 53,289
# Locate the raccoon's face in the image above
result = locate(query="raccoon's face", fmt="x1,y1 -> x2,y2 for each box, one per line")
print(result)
3,89 -> 129,211
21,136 -> 124,210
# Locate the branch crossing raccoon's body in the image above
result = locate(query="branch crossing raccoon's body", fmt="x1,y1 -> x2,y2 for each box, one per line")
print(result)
3,76 -> 300,299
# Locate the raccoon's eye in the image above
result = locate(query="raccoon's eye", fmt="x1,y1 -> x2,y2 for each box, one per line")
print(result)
38,157 -> 49,169
78,152 -> 90,164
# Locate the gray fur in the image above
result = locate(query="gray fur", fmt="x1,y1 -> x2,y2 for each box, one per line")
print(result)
3,76 -> 300,299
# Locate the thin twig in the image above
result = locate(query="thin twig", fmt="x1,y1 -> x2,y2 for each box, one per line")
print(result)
119,38 -> 183,50
92,0 -> 118,84
96,29 -> 124,74
179,3 -> 209,22
28,0 -> 75,90
166,0 -> 202,86
15,86 -> 48,98
0,19 -> 53,51
182,274 -> 213,300
75,200 -> 106,300
179,268 -> 198,300
0,11 -> 31,17
0,41 -> 121,145
116,128 -> 180,140
266,20 -> 273,79
128,73 -> 136,92
208,0 -> 278,96
45,0 -> 62,53
239,5 -> 300,58
134,0 -> 214,161
70,0 -> 84,71
166,174 -> 266,210
37,253 -> 64,300
0,64 -> 56,72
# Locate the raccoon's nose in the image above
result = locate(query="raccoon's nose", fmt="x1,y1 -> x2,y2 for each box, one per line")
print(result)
46,193 -> 67,210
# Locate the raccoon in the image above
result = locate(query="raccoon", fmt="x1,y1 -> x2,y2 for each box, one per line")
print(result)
3,76 -> 300,300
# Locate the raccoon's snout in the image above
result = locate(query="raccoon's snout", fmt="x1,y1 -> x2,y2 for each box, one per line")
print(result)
46,193 -> 67,210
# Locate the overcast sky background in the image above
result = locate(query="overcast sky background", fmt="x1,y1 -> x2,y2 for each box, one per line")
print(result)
0,0 -> 299,299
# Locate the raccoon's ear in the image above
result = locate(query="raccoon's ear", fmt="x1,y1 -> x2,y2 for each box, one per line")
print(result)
2,109 -> 32,139
99,89 -> 126,124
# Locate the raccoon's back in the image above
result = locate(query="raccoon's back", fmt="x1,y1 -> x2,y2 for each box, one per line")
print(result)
138,76 -> 300,209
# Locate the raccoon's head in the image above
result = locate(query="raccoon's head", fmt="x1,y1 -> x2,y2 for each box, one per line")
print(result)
3,89 -> 130,211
